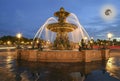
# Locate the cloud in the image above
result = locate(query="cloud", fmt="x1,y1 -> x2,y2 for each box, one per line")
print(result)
83,13 -> 120,39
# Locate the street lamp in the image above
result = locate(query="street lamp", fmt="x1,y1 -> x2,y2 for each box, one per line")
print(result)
91,37 -> 94,40
16,33 -> 22,48
84,37 -> 87,40
107,33 -> 113,48
16,33 -> 22,39
7,41 -> 11,45
36,40 -> 39,44
84,37 -> 88,43
107,33 -> 112,40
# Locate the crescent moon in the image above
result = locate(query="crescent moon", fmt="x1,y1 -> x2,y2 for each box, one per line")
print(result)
105,9 -> 112,16
101,4 -> 117,21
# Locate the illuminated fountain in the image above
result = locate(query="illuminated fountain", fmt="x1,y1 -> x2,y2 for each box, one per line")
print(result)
33,7 -> 90,50
17,7 -> 110,62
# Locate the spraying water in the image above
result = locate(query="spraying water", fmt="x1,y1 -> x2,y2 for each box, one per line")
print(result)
67,13 -> 90,42
33,17 -> 57,42
33,13 -> 90,44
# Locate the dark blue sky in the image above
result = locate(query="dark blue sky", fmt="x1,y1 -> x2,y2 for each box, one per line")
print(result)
0,0 -> 120,40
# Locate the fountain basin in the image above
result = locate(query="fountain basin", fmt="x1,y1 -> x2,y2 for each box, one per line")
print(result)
47,23 -> 77,32
16,49 -> 110,62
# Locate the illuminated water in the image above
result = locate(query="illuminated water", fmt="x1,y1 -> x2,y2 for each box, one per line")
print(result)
0,51 -> 120,81
33,13 -> 90,43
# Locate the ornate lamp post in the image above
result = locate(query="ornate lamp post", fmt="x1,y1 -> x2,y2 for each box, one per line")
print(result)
107,33 -> 112,48
16,33 -> 22,49
107,33 -> 112,41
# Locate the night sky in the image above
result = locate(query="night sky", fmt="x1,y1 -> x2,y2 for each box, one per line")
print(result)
0,0 -> 120,40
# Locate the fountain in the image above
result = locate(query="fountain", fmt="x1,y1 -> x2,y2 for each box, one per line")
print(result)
17,7 -> 110,62
47,7 -> 78,50
33,7 -> 90,50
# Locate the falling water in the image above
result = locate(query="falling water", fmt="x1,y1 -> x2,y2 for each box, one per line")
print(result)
67,13 -> 90,42
33,17 -> 57,42
33,13 -> 90,43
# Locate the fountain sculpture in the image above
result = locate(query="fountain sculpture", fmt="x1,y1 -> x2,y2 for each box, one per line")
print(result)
33,7 -> 90,50
47,7 -> 77,49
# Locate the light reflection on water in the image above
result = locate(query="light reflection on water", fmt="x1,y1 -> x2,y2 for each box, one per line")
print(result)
0,52 -> 120,81
106,57 -> 120,79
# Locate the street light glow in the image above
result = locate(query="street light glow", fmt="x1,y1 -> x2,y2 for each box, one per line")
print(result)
16,33 -> 22,39
7,41 -> 11,45
107,33 -> 113,39
84,37 -> 87,40
36,40 -> 39,43
91,37 -> 94,40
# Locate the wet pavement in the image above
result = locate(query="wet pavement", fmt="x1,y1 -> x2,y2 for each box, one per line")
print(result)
0,51 -> 120,81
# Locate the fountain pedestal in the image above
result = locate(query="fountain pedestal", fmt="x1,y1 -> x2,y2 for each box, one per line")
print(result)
54,32 -> 70,50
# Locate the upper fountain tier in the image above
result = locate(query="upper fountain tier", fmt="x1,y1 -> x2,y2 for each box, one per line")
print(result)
47,7 -> 77,32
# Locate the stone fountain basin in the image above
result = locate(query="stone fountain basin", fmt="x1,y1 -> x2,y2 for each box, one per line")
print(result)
16,49 -> 110,62
47,23 -> 77,32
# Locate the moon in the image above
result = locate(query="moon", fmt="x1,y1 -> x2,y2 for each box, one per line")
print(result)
105,9 -> 112,16
101,4 -> 117,21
